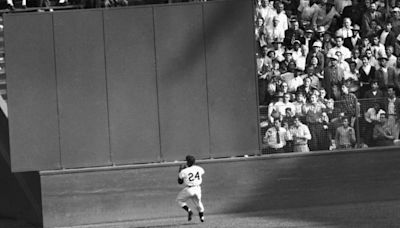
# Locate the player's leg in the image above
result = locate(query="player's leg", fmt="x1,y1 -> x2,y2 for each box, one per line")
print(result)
191,187 -> 205,222
176,188 -> 193,221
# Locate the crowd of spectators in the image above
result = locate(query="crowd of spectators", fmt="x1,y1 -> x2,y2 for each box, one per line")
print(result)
256,0 -> 400,153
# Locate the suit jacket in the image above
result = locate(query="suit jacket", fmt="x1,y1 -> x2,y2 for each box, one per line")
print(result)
374,67 -> 397,90
363,89 -> 384,100
343,37 -> 362,51
359,66 -> 376,83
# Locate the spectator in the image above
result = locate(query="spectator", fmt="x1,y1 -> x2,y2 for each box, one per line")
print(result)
305,93 -> 330,151
343,24 -> 362,51
336,17 -> 354,38
303,28 -> 315,52
386,46 -> 397,69
346,48 -> 363,70
363,102 -> 385,145
339,84 -> 358,118
371,35 -> 386,59
360,37 -> 372,56
291,40 -> 303,62
297,76 -> 315,99
336,51 -> 351,72
312,0 -> 340,31
373,113 -> 395,146
379,21 -> 396,48
264,118 -> 290,154
335,117 -> 356,149
271,39 -> 285,62
306,41 -> 325,68
284,20 -> 304,48
375,55 -> 397,91
382,86 -> 400,139
256,0 -> 276,28
324,54 -> 345,99
290,115 -> 312,152
342,0 -> 365,27
362,2 -> 384,36
365,48 -> 380,69
364,79 -> 385,101
278,92 -> 296,117
266,17 -> 286,44
391,7 -> 400,35
328,36 -> 352,60
293,91 -> 307,117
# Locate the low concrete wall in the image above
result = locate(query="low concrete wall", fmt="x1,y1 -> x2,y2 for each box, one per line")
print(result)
40,147 -> 400,227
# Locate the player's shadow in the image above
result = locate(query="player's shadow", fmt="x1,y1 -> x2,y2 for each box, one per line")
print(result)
135,222 -> 194,228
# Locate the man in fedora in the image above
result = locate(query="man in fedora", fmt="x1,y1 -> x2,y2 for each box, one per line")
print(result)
324,54 -> 345,99
344,24 -> 362,51
375,54 -> 397,92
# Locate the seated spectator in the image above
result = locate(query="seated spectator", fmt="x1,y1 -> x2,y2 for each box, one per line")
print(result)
263,118 -> 290,154
295,46 -> 307,72
266,17 -> 286,44
373,113 -> 395,146
280,50 -> 296,73
335,117 -> 356,149
278,93 -> 296,117
284,20 -> 304,49
289,115 -> 312,152
271,39 -> 285,62
360,37 -> 372,56
290,40 -> 303,62
268,92 -> 284,122
342,0 -> 364,29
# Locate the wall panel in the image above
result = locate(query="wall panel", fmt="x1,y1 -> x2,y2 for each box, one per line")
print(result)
204,0 -> 259,158
4,13 -> 61,171
154,4 -> 210,161
104,8 -> 160,164
53,11 -> 111,168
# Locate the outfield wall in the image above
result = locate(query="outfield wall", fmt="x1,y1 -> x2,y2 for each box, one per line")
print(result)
40,147 -> 400,227
4,0 -> 259,172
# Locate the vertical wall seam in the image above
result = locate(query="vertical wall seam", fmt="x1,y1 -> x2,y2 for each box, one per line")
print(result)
152,6 -> 163,162
101,10 -> 113,165
51,13 -> 63,169
201,3 -> 212,159
250,0 -> 262,155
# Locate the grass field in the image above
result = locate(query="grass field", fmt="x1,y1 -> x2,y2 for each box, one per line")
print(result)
55,199 -> 400,228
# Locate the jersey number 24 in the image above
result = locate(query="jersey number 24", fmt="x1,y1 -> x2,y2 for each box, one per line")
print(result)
188,172 -> 200,181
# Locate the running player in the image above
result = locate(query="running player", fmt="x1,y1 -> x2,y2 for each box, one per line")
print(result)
176,155 -> 205,222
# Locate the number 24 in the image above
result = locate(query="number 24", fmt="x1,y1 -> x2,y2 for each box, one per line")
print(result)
188,172 -> 200,181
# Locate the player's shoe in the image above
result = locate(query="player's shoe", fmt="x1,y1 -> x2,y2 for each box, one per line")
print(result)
200,215 -> 205,222
187,210 -> 193,221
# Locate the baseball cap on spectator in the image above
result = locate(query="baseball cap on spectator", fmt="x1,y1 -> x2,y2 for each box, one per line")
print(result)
392,7 -> 400,12
293,40 -> 301,45
312,41 -> 323,47
305,28 -> 314,33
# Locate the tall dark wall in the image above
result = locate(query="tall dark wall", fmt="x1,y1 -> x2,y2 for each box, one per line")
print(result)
5,0 -> 258,172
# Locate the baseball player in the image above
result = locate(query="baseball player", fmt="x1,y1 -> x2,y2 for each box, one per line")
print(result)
176,155 -> 205,222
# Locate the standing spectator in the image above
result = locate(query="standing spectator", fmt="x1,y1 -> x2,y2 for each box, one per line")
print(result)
324,54 -> 345,99
371,35 -> 386,59
343,24 -> 362,51
382,86 -> 400,139
373,113 -> 395,146
364,103 -> 385,145
362,2 -> 384,36
312,0 -> 340,31
346,48 -> 363,70
293,91 -> 307,117
306,41 -> 325,68
336,17 -> 354,39
256,0 -> 275,28
274,2 -> 289,32
278,93 -> 296,117
264,118 -> 290,154
379,21 -> 396,48
342,0 -> 365,27
359,55 -> 376,98
336,51 -> 351,73
266,17 -> 286,44
328,36 -> 352,60
386,46 -> 397,69
290,115 -> 312,152
375,55 -> 397,91
297,76 -> 315,99
335,117 -> 356,149
391,7 -> 400,35
339,84 -> 358,119
364,79 -> 385,101
305,94 -> 330,151
284,19 -> 304,48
